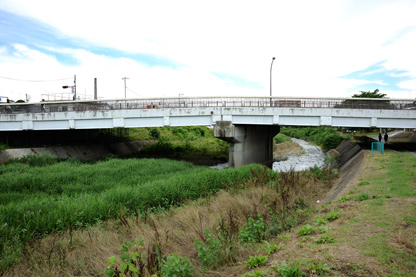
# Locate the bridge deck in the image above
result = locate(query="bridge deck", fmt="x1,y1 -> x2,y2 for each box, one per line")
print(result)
1,97 -> 415,131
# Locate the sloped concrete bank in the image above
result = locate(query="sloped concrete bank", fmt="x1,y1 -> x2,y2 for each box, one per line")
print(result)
0,141 -> 151,163
323,141 -> 367,203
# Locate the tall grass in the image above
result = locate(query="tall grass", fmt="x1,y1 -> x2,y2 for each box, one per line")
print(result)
0,155 -> 261,269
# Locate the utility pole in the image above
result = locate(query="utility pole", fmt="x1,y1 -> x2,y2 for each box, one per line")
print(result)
94,78 -> 97,100
122,77 -> 129,99
73,74 -> 77,100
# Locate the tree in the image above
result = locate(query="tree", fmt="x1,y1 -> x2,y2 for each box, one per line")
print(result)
335,89 -> 390,109
352,89 -> 386,98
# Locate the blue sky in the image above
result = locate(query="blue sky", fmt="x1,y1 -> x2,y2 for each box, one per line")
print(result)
340,61 -> 414,95
0,0 -> 415,101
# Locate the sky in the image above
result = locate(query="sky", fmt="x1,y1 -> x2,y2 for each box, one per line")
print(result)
0,0 -> 416,102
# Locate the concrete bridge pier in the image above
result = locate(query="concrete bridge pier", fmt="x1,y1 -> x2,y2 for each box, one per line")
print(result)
214,121 -> 280,168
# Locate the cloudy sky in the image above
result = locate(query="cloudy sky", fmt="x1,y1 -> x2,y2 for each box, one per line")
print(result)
1,0 -> 416,102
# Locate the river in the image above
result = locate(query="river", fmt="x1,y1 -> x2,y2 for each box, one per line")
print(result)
211,138 -> 326,172
272,138 -> 326,172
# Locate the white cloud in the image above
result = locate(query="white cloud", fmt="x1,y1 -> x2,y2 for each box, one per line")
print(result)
1,0 -> 416,101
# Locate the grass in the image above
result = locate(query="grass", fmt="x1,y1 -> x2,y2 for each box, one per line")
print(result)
2,147 -> 416,276
130,126 -> 229,163
0,155 -> 262,272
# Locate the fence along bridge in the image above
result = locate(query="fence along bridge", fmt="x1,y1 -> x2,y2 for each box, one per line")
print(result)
1,96 -> 415,167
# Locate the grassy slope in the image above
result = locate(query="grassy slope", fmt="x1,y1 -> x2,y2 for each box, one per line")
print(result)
257,150 -> 416,276
6,150 -> 415,276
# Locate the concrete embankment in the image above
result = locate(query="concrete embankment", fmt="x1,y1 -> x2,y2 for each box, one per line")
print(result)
0,141 -> 150,163
323,140 -> 366,203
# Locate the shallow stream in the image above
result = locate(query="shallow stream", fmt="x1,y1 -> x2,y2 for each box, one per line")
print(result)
211,138 -> 326,172
272,138 -> 326,172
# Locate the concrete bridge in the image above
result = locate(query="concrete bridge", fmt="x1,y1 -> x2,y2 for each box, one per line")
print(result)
1,96 -> 415,167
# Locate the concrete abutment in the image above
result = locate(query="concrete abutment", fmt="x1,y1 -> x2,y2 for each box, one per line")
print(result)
214,121 -> 280,168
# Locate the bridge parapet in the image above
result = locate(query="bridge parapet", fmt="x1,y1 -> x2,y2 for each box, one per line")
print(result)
1,96 -> 415,115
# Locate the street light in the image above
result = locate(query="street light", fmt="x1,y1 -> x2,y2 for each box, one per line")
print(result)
270,57 -> 275,97
62,74 -> 76,100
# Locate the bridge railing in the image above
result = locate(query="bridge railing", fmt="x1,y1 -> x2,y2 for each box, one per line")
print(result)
1,97 -> 415,114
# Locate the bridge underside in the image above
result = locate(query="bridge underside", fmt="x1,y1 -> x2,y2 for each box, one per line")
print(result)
214,121 -> 280,168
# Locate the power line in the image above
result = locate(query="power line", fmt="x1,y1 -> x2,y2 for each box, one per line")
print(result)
0,76 -> 72,82
127,87 -> 142,97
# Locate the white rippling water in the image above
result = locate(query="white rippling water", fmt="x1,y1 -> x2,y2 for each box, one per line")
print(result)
272,138 -> 326,172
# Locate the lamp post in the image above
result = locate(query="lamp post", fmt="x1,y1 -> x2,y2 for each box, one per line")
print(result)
270,57 -> 275,97
62,74 -> 76,100
122,77 -> 129,99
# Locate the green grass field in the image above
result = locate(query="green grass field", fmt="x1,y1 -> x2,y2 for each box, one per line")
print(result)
0,156 -> 261,271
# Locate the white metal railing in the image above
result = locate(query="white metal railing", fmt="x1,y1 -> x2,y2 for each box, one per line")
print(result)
1,96 -> 415,114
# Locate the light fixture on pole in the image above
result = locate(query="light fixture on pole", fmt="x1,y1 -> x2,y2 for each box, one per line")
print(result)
270,57 -> 275,97
62,74 -> 77,100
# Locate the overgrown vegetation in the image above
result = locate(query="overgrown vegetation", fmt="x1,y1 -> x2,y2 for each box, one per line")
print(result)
0,155 -> 259,271
279,126 -> 351,151
131,126 -> 228,163
2,147 -> 415,276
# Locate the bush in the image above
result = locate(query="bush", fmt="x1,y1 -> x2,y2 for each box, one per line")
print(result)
194,228 -> 236,269
274,133 -> 291,144
239,214 -> 267,243
161,253 -> 194,277
321,133 -> 343,150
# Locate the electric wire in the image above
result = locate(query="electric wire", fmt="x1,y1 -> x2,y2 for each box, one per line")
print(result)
0,76 -> 72,82
127,87 -> 143,97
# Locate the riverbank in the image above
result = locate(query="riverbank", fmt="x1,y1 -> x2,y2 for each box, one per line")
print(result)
3,150 -> 415,276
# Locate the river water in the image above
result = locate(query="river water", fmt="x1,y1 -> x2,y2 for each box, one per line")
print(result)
211,138 -> 326,172
272,138 -> 326,172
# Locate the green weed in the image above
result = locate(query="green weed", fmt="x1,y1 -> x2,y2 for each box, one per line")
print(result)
239,214 -> 267,243
246,255 -> 268,269
258,241 -> 283,255
161,253 -> 194,277
272,260 -> 304,276
306,261 -> 330,275
298,224 -> 314,236
315,233 -> 335,244
314,215 -> 328,226
324,209 -> 342,221
356,193 -> 370,201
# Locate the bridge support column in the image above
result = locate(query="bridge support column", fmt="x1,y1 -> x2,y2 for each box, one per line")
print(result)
214,121 -> 280,168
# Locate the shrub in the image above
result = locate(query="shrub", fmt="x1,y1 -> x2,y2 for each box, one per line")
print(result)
274,133 -> 292,144
321,133 -> 343,150
239,214 -> 267,243
246,255 -> 268,269
149,128 -> 160,139
105,239 -> 146,277
161,253 -> 194,277
194,227 -> 236,269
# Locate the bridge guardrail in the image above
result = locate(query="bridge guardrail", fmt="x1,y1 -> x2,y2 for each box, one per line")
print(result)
1,97 -> 415,115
